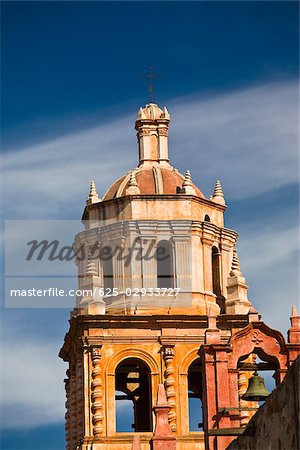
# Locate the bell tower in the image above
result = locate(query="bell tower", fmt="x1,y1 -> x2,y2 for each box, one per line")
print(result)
59,103 -> 300,450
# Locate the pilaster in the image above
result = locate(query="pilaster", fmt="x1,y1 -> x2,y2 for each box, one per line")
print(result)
173,236 -> 191,291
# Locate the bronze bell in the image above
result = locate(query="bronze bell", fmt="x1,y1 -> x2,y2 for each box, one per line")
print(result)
242,371 -> 269,402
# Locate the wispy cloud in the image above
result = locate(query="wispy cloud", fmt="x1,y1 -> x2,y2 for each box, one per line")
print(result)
1,79 -> 298,430
237,224 -> 299,333
170,80 -> 299,199
2,79 -> 298,218
1,335 -> 66,428
1,218 -> 298,430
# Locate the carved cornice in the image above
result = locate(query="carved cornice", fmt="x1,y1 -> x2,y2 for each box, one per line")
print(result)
75,220 -> 238,251
59,314 -> 250,362
82,336 -> 103,348
157,127 -> 169,137
82,194 -> 227,221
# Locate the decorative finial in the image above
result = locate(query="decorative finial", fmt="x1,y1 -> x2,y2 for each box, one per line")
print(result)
86,180 -> 100,205
156,383 -> 169,407
230,249 -> 242,276
288,305 -> 300,343
226,248 -> 252,314
183,169 -> 192,185
248,306 -> 260,322
162,106 -> 170,120
212,179 -> 226,205
126,170 -> 140,195
129,170 -> 138,187
137,107 -> 145,120
182,170 -> 196,195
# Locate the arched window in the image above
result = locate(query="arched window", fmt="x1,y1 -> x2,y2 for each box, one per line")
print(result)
204,214 -> 210,222
102,246 -> 114,293
156,240 -> 174,289
115,358 -> 152,432
212,246 -> 225,313
188,359 -> 203,431
238,353 -> 277,407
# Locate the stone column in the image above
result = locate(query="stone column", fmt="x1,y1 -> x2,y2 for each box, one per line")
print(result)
78,250 -> 105,314
163,346 -> 176,432
220,242 -> 232,296
228,368 -> 240,427
215,348 -> 232,450
191,230 -> 204,295
91,347 -> 103,436
157,126 -> 169,162
201,344 -> 235,450
124,228 -> 142,290
141,237 -> 157,289
200,347 -> 217,450
173,237 -> 191,291
201,223 -> 215,299
215,347 -> 239,450
113,238 -> 124,292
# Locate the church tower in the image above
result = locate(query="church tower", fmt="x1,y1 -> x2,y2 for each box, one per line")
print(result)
59,103 -> 300,450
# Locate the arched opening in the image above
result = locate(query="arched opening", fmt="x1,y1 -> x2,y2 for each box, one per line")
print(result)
212,246 -> 225,313
237,352 -> 277,424
204,214 -> 210,222
156,240 -> 174,289
188,359 -> 203,432
102,246 -> 114,293
238,352 -> 277,392
115,358 -> 152,432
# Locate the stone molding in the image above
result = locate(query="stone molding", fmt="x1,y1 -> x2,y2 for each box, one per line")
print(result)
228,322 -> 288,370
74,220 -> 237,249
106,347 -> 160,375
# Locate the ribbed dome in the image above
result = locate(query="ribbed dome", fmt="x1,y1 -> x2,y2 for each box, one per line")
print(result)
102,165 -> 205,200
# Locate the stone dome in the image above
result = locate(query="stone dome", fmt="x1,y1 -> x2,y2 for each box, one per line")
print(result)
102,165 -> 205,200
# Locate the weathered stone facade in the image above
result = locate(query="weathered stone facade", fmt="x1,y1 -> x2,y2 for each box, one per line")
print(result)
59,103 -> 300,450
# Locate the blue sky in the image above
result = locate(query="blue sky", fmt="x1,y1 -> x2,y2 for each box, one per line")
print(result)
1,1 -> 299,449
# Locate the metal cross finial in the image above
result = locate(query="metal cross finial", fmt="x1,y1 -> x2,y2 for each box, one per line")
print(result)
144,65 -> 158,102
